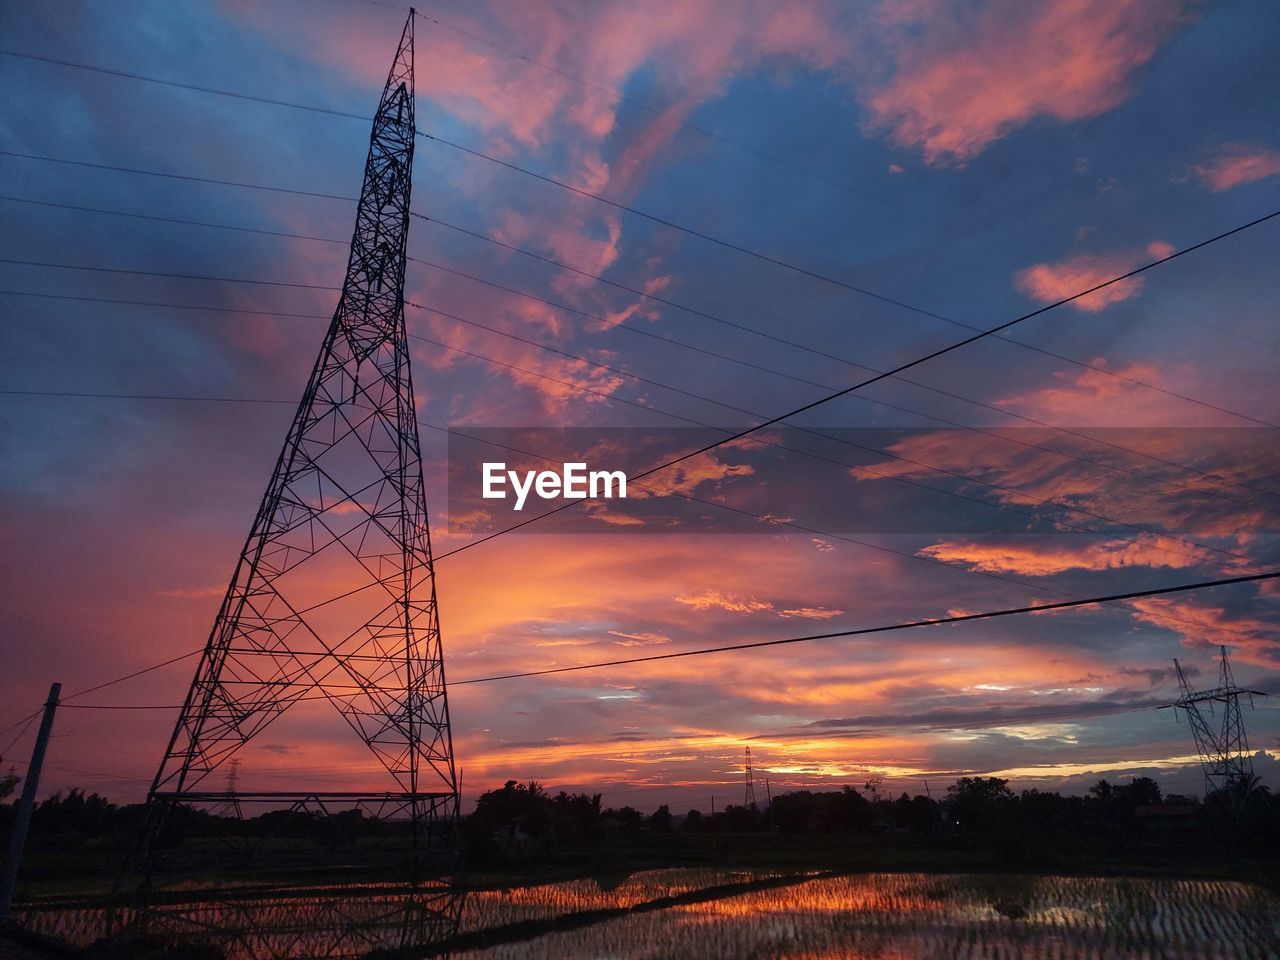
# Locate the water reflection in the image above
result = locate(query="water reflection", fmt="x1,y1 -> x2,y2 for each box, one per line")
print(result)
450,873 -> 1280,960
20,882 -> 465,959
17,871 -> 1280,959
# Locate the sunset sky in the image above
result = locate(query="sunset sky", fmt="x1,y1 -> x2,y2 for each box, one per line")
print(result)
2,0 -> 1279,813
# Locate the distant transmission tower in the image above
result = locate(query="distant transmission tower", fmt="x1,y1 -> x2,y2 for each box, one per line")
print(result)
211,758 -> 243,822
1164,646 -> 1263,798
744,747 -> 757,808
137,10 -> 458,877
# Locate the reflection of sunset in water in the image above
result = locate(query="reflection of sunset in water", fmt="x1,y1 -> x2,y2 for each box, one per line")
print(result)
452,872 -> 1278,960
20,870 -> 1277,959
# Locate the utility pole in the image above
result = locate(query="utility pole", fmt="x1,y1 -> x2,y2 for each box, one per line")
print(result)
0,682 -> 60,922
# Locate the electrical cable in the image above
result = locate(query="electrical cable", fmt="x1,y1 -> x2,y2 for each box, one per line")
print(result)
0,283 -> 1260,571
450,570 -> 1280,684
3,56 -> 1278,425
5,163 -> 1276,510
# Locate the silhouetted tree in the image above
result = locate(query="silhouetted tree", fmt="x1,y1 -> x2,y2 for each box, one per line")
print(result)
648,804 -> 673,832
947,777 -> 1015,833
0,760 -> 18,801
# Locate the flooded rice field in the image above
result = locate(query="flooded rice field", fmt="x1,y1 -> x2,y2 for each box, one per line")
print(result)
17,869 -> 1280,959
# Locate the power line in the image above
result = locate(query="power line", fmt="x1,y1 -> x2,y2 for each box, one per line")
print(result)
5,379 -> 1272,650
450,571 -> 1280,684
5,55 -> 1279,426
59,649 -> 203,703
0,257 -> 340,292
6,38 -> 1274,803
6,204 -> 1275,519
0,650 -> 203,744
0,49 -> 368,122
12,570 -> 1280,701
10,224 -> 1280,446
0,388 -> 294,405
1,282 -> 1260,572
0,83 -> 1275,605
1,711 -> 40,757
426,209 -> 1280,561
6,382 -> 1082,605
5,159 -> 1277,509
0,149 -> 354,202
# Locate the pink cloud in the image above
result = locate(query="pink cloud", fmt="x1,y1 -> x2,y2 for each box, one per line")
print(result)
1014,240 -> 1171,312
1188,143 -> 1280,192
864,0 -> 1187,164
993,357 -> 1242,428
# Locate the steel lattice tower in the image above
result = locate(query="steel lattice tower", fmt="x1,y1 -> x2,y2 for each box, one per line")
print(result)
1165,646 -> 1263,797
744,746 -> 757,809
138,10 -> 458,874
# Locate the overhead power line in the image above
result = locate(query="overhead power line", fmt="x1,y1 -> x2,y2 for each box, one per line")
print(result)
0,49 -> 368,122
6,569 -> 1276,699
451,571 -> 1280,684
3,199 -> 1276,508
0,380 -> 1272,652
422,210 -> 1280,560
0,283 -> 1260,573
4,53 -> 1278,426
3,57 -> 1278,556
0,650 -> 203,742
0,258 -> 1264,575
1,213 -> 1274,596
5,163 -> 1277,511
3,148 -> 1268,429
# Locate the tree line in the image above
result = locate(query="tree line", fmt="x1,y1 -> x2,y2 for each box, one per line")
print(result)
2,763 -> 1278,866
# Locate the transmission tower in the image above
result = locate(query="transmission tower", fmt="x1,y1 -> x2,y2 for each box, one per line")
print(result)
744,746 -> 757,809
1164,646 -> 1263,798
210,758 -> 243,822
136,9 -> 459,878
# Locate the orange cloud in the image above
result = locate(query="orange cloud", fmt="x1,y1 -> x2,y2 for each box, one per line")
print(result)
628,453 -> 755,499
779,607 -> 845,620
675,590 -> 773,614
673,591 -> 844,621
864,0 -> 1187,163
1128,597 -> 1280,668
850,422 -> 1276,539
1188,143 -> 1280,192
1014,241 -> 1171,312
919,535 -> 1214,577
607,630 -> 672,646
